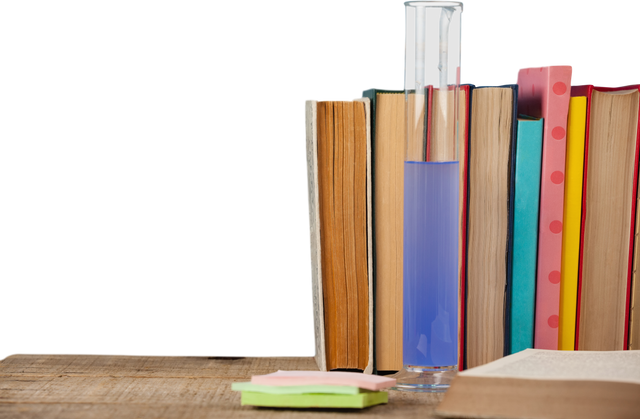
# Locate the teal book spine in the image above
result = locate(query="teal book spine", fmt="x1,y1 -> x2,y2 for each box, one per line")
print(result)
510,117 -> 543,354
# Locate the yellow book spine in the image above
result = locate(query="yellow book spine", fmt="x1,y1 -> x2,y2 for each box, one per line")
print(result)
558,96 -> 587,350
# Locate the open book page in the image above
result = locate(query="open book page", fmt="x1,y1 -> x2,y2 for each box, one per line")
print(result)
460,349 -> 640,384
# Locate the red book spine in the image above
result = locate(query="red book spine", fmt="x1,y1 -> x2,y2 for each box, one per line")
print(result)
571,84 -> 640,349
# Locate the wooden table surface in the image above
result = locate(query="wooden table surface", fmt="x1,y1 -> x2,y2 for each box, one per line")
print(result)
0,355 -> 444,418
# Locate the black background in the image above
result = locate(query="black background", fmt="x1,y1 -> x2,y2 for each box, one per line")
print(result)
0,0 -> 640,360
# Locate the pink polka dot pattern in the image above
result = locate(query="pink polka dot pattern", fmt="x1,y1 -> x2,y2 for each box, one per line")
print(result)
549,271 -> 561,284
517,65 -> 572,350
550,220 -> 563,234
553,82 -> 567,95
552,126 -> 565,140
551,171 -> 564,184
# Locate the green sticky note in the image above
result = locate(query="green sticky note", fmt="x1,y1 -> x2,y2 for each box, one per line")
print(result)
232,382 -> 361,395
240,391 -> 388,409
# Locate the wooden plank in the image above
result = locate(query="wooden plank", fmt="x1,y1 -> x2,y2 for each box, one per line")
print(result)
0,351 -> 318,379
0,356 -> 442,418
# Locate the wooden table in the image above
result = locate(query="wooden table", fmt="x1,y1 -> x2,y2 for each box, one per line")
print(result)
0,355 -> 444,418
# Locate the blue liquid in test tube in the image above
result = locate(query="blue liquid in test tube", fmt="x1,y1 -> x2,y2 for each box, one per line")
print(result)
403,161 -> 459,367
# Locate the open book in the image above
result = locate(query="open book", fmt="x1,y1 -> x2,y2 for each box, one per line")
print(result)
436,349 -> 640,419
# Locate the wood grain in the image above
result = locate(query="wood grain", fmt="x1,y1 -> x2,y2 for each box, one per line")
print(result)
0,355 -> 442,418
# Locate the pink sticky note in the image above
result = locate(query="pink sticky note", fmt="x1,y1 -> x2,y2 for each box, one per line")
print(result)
251,370 -> 396,391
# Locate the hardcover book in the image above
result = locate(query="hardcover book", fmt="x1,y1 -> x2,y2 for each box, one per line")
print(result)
571,85 -> 640,351
517,66 -> 572,350
362,89 -> 405,372
465,85 -> 518,368
509,116 -> 543,354
363,86 -> 471,371
558,96 -> 587,351
629,181 -> 640,349
305,99 -> 374,372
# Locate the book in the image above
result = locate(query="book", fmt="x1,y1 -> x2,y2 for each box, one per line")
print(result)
465,85 -> 518,368
632,179 -> 640,350
362,87 -> 471,372
571,85 -> 640,351
558,96 -> 588,351
458,82 -> 473,371
362,89 -> 404,372
302,97 -> 327,371
305,99 -> 374,372
437,85 -> 471,371
517,66 -> 572,350
435,349 -> 640,419
509,116 -> 543,354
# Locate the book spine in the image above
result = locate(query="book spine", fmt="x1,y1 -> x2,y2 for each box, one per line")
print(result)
625,93 -> 640,348
558,97 -> 587,351
362,90 -> 379,373
504,85 -> 520,356
305,100 -> 327,371
573,85 -> 640,350
510,118 -> 543,354
458,85 -> 471,370
571,84 -> 593,349
356,97 -> 374,374
630,192 -> 640,349
465,85 -> 516,368
531,67 -> 572,350
425,86 -> 433,160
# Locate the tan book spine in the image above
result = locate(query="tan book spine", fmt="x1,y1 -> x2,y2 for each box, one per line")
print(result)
354,101 -> 370,371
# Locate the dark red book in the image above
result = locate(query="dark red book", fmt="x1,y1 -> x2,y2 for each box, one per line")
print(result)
571,84 -> 640,350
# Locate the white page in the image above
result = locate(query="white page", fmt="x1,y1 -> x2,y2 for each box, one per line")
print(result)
461,349 -> 640,384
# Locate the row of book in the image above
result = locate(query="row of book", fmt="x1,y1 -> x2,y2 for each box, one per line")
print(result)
305,66 -> 640,373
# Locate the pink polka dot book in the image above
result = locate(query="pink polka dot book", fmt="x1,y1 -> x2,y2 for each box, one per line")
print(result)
570,84 -> 640,352
517,66 -> 573,351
